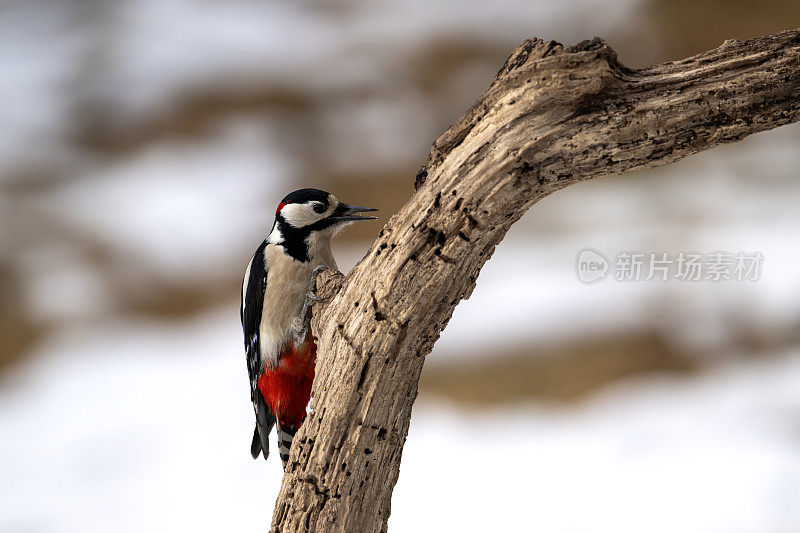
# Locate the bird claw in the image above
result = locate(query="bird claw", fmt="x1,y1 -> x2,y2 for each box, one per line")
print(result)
306,290 -> 330,303
293,265 -> 332,343
306,265 -> 331,303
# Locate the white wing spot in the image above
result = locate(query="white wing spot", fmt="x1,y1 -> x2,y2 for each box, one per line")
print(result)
241,255 -> 254,315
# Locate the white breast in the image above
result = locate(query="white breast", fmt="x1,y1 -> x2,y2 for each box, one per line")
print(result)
258,241 -> 337,366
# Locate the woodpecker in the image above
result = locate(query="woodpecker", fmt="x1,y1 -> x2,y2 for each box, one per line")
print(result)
241,188 -> 377,469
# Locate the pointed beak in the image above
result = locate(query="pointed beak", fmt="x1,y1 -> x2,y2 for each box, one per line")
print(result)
331,203 -> 378,222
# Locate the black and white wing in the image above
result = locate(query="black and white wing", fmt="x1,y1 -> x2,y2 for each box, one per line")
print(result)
241,240 -> 276,459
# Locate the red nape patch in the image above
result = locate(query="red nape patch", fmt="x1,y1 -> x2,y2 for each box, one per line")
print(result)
257,338 -> 317,429
276,202 -> 287,215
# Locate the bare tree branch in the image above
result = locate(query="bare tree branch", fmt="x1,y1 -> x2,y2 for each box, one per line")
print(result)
271,29 -> 800,532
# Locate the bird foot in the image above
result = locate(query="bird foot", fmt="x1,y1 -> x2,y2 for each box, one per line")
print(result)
292,265 -> 331,343
306,265 -> 331,304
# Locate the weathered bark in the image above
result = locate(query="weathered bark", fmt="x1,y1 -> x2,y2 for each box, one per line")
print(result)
271,29 -> 800,532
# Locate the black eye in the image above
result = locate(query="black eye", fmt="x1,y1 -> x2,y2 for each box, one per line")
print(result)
313,203 -> 326,214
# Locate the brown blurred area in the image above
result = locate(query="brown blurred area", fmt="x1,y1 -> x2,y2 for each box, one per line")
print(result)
422,332 -> 699,406
644,0 -> 800,63
1,0 -> 799,405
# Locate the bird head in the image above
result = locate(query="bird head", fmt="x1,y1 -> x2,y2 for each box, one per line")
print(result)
269,188 -> 377,254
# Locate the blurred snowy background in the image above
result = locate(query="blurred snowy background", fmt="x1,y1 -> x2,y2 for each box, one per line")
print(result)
1,1 -> 800,532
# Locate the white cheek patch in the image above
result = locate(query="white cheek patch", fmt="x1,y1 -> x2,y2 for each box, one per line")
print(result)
280,203 -> 319,227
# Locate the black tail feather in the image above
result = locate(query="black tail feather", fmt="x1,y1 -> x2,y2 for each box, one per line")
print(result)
250,425 -> 262,459
251,393 -> 276,460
